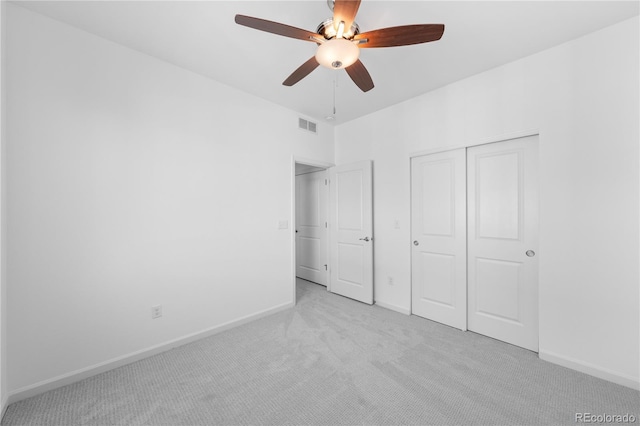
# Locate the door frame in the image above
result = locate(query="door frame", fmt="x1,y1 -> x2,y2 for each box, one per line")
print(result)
291,156 -> 335,305
408,130 -> 539,326
409,129 -> 539,160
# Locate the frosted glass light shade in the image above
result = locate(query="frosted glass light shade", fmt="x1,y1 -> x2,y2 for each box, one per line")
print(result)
315,38 -> 360,70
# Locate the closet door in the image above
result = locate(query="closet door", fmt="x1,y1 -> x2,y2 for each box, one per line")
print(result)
411,149 -> 467,330
467,136 -> 539,351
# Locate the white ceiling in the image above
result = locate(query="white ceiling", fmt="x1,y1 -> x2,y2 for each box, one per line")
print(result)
13,1 -> 639,125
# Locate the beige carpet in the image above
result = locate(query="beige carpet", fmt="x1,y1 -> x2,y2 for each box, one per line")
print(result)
3,279 -> 638,425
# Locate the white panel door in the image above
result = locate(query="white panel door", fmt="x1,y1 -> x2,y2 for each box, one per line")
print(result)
329,161 -> 373,304
411,149 -> 467,330
467,136 -> 539,351
296,170 -> 328,286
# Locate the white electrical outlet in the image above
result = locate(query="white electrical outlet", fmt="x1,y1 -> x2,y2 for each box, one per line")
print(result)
394,220 -> 400,229
151,305 -> 162,319
388,276 -> 394,286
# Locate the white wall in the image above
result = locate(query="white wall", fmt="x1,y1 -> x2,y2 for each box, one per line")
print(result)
5,4 -> 333,396
336,17 -> 639,388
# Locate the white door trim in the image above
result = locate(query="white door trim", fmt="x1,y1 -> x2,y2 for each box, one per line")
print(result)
291,156 -> 335,305
409,129 -> 540,159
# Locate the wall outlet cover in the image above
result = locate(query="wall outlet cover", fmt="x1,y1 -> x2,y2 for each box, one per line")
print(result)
151,305 -> 162,319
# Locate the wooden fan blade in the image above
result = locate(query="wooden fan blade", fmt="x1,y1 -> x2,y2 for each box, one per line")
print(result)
283,57 -> 320,86
333,0 -> 361,33
354,24 -> 445,48
345,59 -> 374,92
235,15 -> 318,43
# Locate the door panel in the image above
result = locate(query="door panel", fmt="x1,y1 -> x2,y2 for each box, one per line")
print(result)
336,170 -> 364,230
295,170 -> 327,285
419,252 -> 455,306
477,152 -> 521,240
337,243 -> 364,285
475,258 -> 522,321
411,149 -> 467,330
467,136 -> 539,351
421,161 -> 455,236
329,161 -> 373,304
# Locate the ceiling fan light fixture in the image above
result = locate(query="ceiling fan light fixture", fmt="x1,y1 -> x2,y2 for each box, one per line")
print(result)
235,1 -> 445,92
315,38 -> 360,69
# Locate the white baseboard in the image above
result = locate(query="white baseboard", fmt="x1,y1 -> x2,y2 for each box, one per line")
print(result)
7,301 -> 294,405
539,350 -> 640,391
375,300 -> 411,316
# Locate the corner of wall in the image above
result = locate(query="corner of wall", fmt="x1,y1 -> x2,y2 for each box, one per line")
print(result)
0,0 -> 7,417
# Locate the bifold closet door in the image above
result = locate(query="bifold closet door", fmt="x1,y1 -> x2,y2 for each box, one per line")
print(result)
411,149 -> 467,330
467,136 -> 539,352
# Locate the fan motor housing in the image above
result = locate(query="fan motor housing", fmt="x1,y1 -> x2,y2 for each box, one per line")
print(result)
317,18 -> 360,40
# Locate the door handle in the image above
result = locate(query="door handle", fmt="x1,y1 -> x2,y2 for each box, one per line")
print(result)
526,250 -> 535,257
359,237 -> 370,242
413,240 -> 419,246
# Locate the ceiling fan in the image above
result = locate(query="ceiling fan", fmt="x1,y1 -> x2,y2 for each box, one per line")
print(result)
235,0 -> 444,92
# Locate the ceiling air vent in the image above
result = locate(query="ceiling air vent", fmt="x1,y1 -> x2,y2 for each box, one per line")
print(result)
298,117 -> 317,134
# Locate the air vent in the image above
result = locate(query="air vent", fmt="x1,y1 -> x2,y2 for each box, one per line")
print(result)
298,117 -> 318,134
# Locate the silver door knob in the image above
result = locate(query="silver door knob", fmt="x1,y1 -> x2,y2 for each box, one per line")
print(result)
526,250 -> 535,257
413,240 -> 419,246
359,237 -> 370,242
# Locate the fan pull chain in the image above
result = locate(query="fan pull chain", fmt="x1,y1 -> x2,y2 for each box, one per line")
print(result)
326,76 -> 338,121
333,77 -> 337,116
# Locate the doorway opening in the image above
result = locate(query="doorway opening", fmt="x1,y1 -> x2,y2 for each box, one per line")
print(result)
295,163 -> 330,288
291,158 -> 375,307
291,159 -> 333,305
